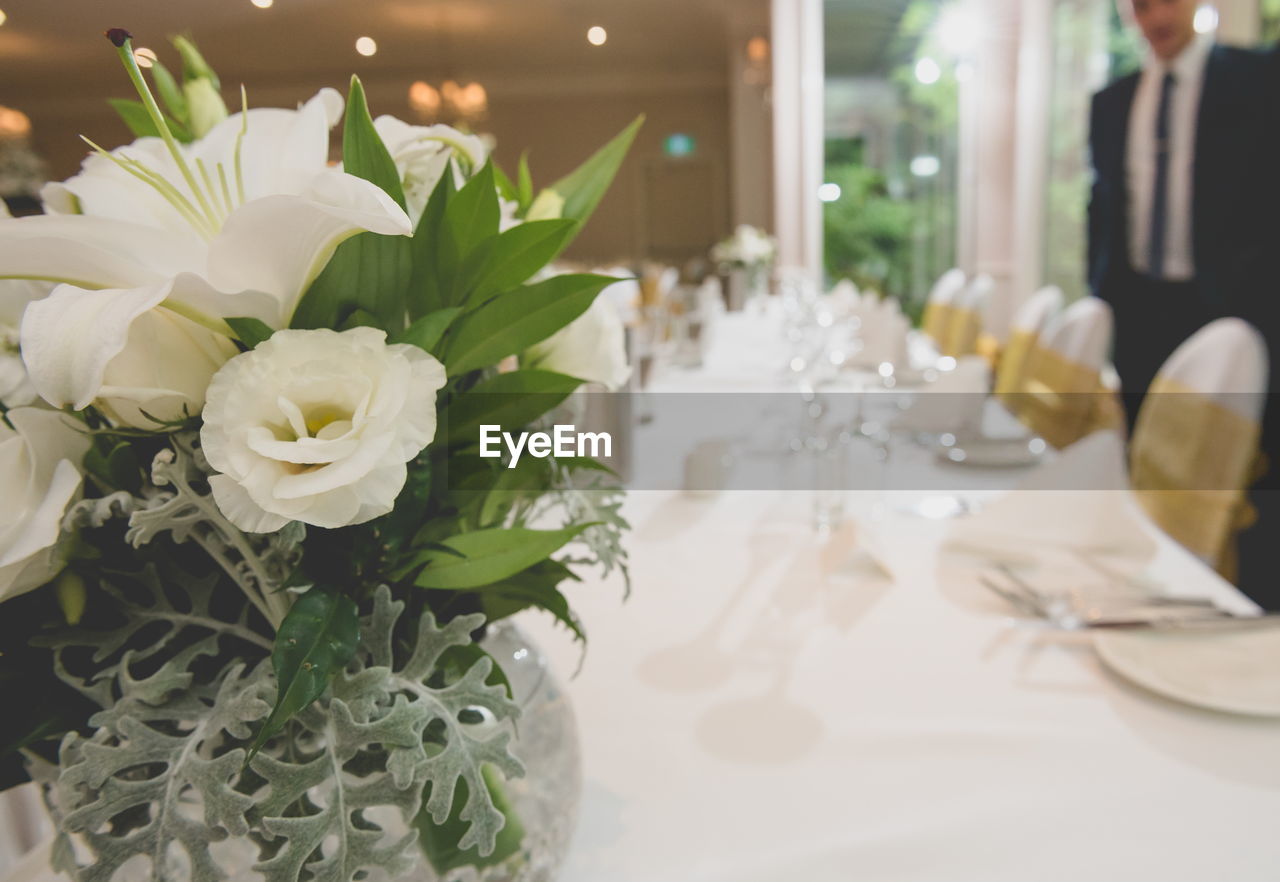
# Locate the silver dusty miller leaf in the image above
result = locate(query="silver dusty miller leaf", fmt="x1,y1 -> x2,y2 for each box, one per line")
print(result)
36,583 -> 524,882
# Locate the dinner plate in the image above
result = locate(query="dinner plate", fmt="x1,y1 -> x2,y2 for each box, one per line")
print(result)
935,435 -> 1047,468
1094,626 -> 1280,717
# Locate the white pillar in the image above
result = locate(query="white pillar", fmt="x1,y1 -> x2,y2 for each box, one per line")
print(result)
771,0 -> 824,280
956,0 -> 1022,337
1010,0 -> 1054,328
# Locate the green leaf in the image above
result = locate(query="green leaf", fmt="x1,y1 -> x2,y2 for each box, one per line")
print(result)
444,273 -> 615,375
341,76 -> 406,209
107,98 -> 192,143
516,151 -> 534,212
414,525 -> 588,590
480,570 -> 585,644
477,455 -> 553,527
462,218 -> 580,305
149,58 -> 188,125
491,161 -> 518,204
418,765 -> 525,874
438,369 -> 582,446
541,115 -> 643,231
395,307 -> 462,355
247,585 -> 360,761
406,171 -> 457,319
83,439 -> 143,494
290,77 -> 412,332
338,307 -> 383,331
225,316 -> 275,349
438,162 -> 501,305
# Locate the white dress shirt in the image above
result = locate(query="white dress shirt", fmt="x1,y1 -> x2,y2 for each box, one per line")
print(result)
1125,34 -> 1212,281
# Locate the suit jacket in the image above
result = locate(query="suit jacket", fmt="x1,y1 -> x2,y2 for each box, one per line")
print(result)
1087,44 -> 1279,315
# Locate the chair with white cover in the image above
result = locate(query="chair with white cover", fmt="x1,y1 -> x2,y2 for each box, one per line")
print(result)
920,267 -> 966,347
944,273 -> 993,357
1129,318 -> 1269,577
1018,297 -> 1123,449
994,285 -> 1065,408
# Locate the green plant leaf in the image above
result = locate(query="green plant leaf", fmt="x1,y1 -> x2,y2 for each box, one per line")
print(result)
480,570 -> 585,644
540,115 -> 643,232
395,307 -> 462,355
417,765 -> 525,874
462,218 -> 580,305
516,151 -> 534,212
414,525 -> 588,590
407,171 -> 456,319
477,455 -> 553,527
491,161 -> 518,203
341,75 -> 406,209
225,316 -> 276,349
247,585 -> 360,761
149,58 -> 188,125
290,77 -> 411,332
439,369 -> 582,446
438,162 -> 501,305
107,98 -> 192,143
444,273 -> 615,375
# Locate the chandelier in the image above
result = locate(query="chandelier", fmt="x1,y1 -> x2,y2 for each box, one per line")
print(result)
408,79 -> 489,123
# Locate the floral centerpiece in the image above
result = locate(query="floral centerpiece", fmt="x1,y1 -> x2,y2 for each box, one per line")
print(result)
0,30 -> 637,882
709,224 -> 776,309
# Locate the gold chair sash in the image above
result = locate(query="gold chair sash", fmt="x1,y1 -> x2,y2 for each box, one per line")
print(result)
1017,345 -> 1125,449
993,328 -> 1038,410
921,301 -> 955,347
1130,376 -> 1262,576
945,306 -> 983,357
975,332 -> 1003,370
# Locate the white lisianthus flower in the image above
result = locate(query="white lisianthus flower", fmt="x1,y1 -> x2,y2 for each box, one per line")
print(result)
523,295 -> 631,391
373,116 -> 489,223
0,89 -> 413,427
711,224 -> 777,269
200,327 -> 447,532
22,278 -> 238,427
0,408 -> 90,603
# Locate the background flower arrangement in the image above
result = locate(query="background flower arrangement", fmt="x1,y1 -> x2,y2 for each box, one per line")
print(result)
0,29 -> 637,882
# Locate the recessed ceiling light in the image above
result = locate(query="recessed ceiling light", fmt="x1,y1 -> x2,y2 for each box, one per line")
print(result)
134,47 -> 158,69
0,9 -> 8,26
355,36 -> 378,56
251,0 -> 274,8
587,26 -> 607,46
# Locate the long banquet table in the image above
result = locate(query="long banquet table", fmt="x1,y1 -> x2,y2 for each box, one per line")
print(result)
512,306 -> 1280,881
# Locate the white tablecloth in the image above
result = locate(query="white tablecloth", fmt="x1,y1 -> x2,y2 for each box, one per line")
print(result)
520,488 -> 1280,882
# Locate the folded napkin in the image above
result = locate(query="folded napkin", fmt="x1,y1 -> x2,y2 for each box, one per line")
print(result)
827,279 -> 861,318
852,296 -> 910,369
891,355 -> 990,433
943,430 -> 1158,564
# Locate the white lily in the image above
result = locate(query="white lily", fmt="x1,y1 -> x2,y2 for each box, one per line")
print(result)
0,87 -> 412,423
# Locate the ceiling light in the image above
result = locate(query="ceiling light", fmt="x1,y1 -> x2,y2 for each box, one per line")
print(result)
0,9 -> 7,27
746,36 -> 769,63
251,0 -> 273,8
355,36 -> 378,57
587,26 -> 607,46
914,57 -> 941,84
134,47 -> 158,69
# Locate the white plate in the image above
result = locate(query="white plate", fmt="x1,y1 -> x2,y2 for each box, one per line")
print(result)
935,436 -> 1046,468
1094,626 -> 1280,717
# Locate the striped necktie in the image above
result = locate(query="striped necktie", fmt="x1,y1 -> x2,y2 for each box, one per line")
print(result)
1148,71 -> 1176,278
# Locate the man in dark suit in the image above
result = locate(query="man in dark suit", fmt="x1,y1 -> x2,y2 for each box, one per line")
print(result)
1088,2 -> 1279,605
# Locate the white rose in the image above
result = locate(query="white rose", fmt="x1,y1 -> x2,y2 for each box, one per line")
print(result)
522,295 -> 631,391
21,280 -> 239,429
0,408 -> 90,603
373,116 -> 489,223
200,327 -> 447,532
